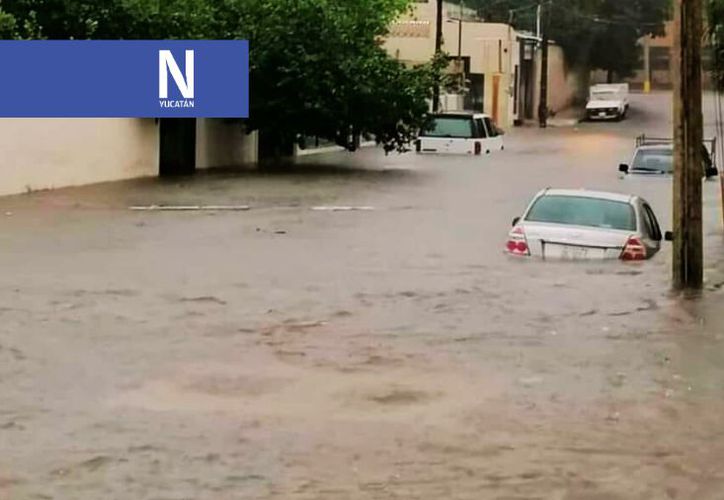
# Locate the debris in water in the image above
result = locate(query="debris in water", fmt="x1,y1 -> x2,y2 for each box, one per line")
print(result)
606,412 -> 621,422
311,206 -> 375,212
129,205 -> 250,212
518,376 -> 544,387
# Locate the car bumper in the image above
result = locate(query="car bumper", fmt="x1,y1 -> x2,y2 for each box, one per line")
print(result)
587,110 -> 620,120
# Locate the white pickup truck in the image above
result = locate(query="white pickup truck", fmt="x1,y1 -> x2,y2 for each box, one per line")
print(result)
586,83 -> 629,121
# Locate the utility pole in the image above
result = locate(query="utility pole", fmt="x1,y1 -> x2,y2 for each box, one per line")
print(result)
538,1 -> 549,128
433,0 -> 444,112
672,0 -> 704,290
643,35 -> 651,94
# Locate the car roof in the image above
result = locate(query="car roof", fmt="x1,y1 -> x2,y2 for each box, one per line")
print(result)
636,144 -> 673,151
539,188 -> 635,204
432,112 -> 491,119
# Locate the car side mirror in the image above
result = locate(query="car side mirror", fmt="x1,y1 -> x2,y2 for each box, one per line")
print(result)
705,166 -> 718,178
664,231 -> 674,242
618,164 -> 629,174
512,216 -> 521,227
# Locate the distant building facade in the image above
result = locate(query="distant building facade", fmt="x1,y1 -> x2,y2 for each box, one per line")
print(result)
592,21 -> 713,91
383,0 -> 581,128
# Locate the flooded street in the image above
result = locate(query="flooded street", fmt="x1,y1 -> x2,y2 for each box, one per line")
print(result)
2,92 -> 724,499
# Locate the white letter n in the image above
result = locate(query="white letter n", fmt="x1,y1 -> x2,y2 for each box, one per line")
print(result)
159,50 -> 194,99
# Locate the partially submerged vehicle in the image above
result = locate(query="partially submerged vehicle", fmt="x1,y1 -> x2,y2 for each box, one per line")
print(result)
618,135 -> 719,179
506,188 -> 668,261
416,112 -> 504,156
586,83 -> 629,121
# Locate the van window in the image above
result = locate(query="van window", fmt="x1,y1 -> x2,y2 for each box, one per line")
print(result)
474,118 -> 488,138
484,117 -> 499,137
422,117 -> 474,138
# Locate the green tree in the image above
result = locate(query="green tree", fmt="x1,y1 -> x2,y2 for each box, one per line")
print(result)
0,1 -> 18,37
4,0 -> 443,154
452,0 -> 669,79
709,0 -> 724,89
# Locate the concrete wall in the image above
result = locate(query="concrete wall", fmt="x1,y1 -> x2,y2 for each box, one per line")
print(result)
0,118 -> 259,197
0,118 -> 159,197
533,44 -> 581,115
196,119 -> 258,169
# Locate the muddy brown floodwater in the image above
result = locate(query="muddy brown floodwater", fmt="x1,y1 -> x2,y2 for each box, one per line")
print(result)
2,92 -> 724,499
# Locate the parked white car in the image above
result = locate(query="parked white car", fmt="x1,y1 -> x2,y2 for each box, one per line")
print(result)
586,83 -> 629,121
506,188 -> 668,261
416,112 -> 504,156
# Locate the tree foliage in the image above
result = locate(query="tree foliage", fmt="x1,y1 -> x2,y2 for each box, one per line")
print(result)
453,0 -> 670,78
709,0 -> 724,89
1,0 -> 444,153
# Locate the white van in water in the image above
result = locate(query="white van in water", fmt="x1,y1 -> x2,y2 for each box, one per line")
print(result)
416,112 -> 504,155
586,83 -> 629,121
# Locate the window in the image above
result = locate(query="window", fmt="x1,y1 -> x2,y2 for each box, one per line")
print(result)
483,117 -> 499,137
525,196 -> 637,231
474,118 -> 488,138
650,47 -> 671,71
642,204 -> 662,241
632,148 -> 673,173
633,146 -> 712,174
591,91 -> 619,101
422,116 -> 474,138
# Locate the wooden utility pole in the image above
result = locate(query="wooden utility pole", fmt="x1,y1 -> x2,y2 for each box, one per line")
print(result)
433,0 -> 444,112
538,1 -> 549,128
672,0 -> 704,290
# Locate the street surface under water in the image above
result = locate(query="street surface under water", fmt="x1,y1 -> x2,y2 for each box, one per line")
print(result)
2,93 -> 724,499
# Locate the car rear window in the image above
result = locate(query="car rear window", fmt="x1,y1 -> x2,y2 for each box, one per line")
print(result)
422,117 -> 475,138
525,195 -> 636,231
632,148 -> 673,173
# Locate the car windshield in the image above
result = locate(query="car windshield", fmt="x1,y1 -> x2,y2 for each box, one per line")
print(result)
525,195 -> 636,231
422,117 -> 474,138
631,148 -> 673,173
591,91 -> 618,100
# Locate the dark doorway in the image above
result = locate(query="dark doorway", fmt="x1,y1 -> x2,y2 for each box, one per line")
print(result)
465,73 -> 485,112
159,118 -> 196,176
258,132 -> 295,161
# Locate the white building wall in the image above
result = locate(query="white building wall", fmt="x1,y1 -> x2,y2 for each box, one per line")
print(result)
196,119 -> 258,169
0,118 -> 159,197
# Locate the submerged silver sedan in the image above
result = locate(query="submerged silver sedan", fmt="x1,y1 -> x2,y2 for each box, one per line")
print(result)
506,189 -> 666,261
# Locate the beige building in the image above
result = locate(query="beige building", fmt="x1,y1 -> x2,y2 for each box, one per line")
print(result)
384,0 -> 580,128
0,118 -> 257,198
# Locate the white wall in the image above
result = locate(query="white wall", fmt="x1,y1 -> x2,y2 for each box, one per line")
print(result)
0,118 -> 159,197
196,119 -> 258,169
0,118 -> 261,197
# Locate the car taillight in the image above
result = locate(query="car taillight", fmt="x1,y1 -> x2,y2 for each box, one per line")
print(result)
620,236 -> 646,261
415,139 -> 421,153
506,226 -> 530,256
474,142 -> 482,155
